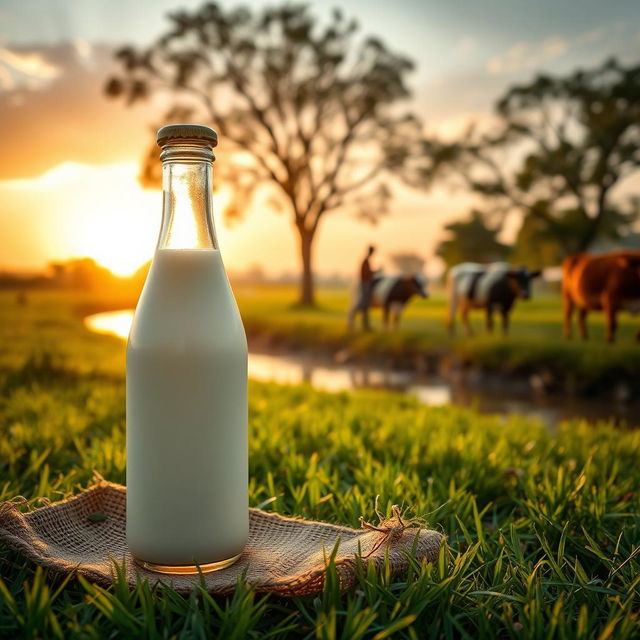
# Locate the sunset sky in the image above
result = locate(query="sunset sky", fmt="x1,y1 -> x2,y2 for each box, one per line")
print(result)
1,0 -> 639,277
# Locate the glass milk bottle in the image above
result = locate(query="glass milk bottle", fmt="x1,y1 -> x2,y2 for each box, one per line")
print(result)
126,124 -> 248,574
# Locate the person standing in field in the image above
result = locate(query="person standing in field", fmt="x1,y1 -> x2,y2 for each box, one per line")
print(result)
348,245 -> 377,331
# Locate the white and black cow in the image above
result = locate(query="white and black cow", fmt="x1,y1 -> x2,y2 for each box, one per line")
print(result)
348,273 -> 428,330
447,262 -> 541,336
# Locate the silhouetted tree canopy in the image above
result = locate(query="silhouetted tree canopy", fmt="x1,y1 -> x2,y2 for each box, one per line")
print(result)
105,2 -> 426,305
427,58 -> 640,259
510,213 -> 564,270
389,251 -> 425,275
435,210 -> 511,269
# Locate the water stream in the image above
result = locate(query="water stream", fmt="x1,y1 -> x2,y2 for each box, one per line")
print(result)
85,310 -> 639,429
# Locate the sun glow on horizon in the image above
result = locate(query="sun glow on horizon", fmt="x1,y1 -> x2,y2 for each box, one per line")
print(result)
2,161 -> 159,276
0,157 -> 468,281
60,162 -> 161,276
1,161 -> 238,277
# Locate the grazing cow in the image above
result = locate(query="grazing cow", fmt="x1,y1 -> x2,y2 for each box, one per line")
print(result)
348,274 -> 428,330
447,262 -> 541,336
562,251 -> 640,343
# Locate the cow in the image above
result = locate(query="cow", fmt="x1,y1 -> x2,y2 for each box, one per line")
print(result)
447,262 -> 541,336
348,273 -> 428,330
562,251 -> 640,343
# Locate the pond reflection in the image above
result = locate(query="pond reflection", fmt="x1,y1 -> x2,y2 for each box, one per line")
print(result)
85,310 -> 134,340
84,310 -> 452,405
84,310 -> 638,429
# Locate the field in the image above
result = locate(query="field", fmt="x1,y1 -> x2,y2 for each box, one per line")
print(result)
15,282 -> 640,394
1,291 -> 640,638
236,285 -> 640,395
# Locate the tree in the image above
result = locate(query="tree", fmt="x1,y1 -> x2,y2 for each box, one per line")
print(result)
49,258 -> 118,291
510,213 -> 564,270
435,210 -> 511,269
105,3 -> 424,305
389,252 -> 425,275
511,205 -> 636,269
428,58 -> 640,257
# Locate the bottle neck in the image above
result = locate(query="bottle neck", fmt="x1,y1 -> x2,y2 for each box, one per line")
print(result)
157,143 -> 218,251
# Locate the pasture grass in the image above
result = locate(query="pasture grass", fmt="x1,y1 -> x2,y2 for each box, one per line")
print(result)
0,292 -> 639,638
6,284 -> 640,393
236,284 -> 640,393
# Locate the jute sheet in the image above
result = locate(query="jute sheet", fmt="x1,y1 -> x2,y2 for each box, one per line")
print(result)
0,482 -> 443,596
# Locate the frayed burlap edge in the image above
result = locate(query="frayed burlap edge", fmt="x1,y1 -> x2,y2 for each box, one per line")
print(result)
0,482 -> 444,597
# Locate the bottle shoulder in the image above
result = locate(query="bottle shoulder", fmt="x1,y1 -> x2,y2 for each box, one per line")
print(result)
128,300 -> 247,351
128,251 -> 247,351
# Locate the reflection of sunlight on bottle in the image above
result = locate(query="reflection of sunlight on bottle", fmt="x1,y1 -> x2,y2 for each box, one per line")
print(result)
211,187 -> 231,245
166,166 -> 202,249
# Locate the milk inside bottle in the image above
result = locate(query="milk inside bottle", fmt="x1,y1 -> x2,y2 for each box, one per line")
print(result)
126,124 -> 248,573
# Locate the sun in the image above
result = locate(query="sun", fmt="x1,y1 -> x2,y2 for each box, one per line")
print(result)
63,163 -> 237,277
64,164 -> 160,276
84,224 -> 155,277
3,160 -> 243,277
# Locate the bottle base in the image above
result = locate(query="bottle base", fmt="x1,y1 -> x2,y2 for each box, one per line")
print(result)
133,552 -> 241,575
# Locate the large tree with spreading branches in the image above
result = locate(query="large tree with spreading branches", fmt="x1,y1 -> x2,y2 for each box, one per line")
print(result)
427,58 -> 640,261
105,3 -> 425,305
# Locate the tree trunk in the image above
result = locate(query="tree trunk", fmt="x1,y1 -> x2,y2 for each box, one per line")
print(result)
298,227 -> 316,306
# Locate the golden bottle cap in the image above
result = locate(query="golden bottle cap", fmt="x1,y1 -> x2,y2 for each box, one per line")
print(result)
156,124 -> 218,148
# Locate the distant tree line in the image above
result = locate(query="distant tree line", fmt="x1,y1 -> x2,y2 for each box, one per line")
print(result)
0,258 -> 351,292
0,259 -> 147,293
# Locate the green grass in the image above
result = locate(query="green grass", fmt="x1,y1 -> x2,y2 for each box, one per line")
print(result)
0,292 -> 639,638
235,284 -> 640,394
10,283 -> 640,394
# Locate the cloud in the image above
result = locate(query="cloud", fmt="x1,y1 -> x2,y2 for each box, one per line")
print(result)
73,38 -> 95,68
0,64 -> 12,90
541,36 -> 569,59
425,111 -> 499,142
486,27 -> 607,76
416,66 -> 510,123
1,161 -> 98,190
574,28 -> 605,46
486,36 -> 569,75
453,36 -> 475,58
0,42 -> 152,179
0,46 -> 61,91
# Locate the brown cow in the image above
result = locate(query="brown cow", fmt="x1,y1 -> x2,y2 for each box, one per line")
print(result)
562,251 -> 640,343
